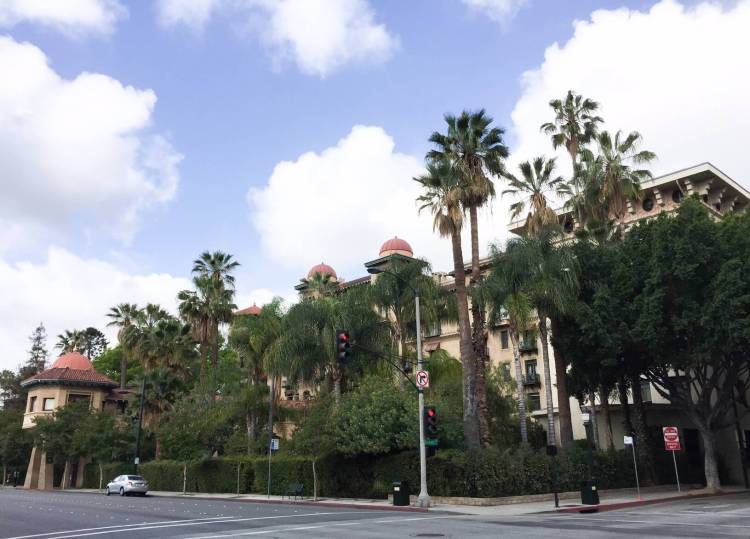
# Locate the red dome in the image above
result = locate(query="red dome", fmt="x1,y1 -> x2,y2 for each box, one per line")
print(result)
51,351 -> 93,371
307,262 -> 337,279
235,303 -> 262,316
379,237 -> 413,256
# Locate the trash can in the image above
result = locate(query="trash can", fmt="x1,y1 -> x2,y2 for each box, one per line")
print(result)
580,480 -> 599,505
392,480 -> 410,506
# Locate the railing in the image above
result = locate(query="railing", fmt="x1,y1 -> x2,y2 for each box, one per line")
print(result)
519,341 -> 538,353
523,374 -> 541,386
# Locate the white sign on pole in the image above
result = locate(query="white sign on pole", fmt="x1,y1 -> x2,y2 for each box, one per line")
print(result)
624,436 -> 634,446
416,370 -> 430,389
270,438 -> 279,451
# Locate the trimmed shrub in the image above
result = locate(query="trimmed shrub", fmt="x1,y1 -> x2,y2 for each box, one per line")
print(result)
82,462 -> 132,489
252,456 -> 315,496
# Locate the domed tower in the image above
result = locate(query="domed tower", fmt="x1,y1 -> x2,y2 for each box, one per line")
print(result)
364,236 -> 415,276
20,352 -> 119,490
295,262 -> 339,298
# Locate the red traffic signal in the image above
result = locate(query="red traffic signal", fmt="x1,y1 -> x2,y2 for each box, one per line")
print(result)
423,406 -> 438,439
336,329 -> 351,364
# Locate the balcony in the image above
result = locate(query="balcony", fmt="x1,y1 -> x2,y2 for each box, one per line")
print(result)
523,374 -> 541,386
519,341 -> 538,353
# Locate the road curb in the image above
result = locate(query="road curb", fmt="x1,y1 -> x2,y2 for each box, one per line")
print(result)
556,489 -> 747,514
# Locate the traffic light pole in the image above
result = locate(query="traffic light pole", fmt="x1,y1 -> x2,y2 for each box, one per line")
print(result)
415,293 -> 430,508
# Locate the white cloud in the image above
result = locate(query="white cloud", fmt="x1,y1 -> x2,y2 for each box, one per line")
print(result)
156,0 -> 398,76
0,247 -> 190,372
0,36 -> 181,253
508,0 -> 750,190
0,0 -> 126,36
248,125 -> 462,280
461,0 -> 528,25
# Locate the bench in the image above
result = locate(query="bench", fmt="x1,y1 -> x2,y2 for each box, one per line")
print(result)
284,483 -> 304,501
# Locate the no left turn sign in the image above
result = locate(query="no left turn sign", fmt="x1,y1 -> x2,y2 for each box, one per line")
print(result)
416,370 -> 430,389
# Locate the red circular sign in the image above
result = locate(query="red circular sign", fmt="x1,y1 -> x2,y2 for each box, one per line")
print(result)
663,426 -> 679,442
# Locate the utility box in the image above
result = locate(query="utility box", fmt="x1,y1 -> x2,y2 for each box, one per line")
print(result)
580,480 -> 599,505
392,480 -> 410,506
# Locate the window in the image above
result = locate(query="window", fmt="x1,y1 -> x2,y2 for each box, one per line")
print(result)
42,398 -> 55,411
28,396 -> 37,412
67,393 -> 91,405
672,189 -> 683,203
640,381 -> 652,403
500,330 -> 509,350
642,197 -> 654,212
563,218 -> 574,233
528,394 -> 541,412
525,359 -> 538,378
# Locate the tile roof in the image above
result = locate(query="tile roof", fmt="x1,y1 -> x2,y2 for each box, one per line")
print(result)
21,367 -> 119,388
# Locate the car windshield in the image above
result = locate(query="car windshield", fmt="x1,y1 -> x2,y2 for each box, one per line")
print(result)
127,476 -> 144,481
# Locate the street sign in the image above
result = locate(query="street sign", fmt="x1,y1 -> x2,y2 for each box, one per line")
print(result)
270,438 -> 279,451
624,436 -> 634,446
663,426 -> 681,451
416,370 -> 430,389
424,439 -> 438,446
134,457 -> 140,465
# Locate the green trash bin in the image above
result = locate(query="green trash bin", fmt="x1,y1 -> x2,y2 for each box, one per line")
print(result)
580,480 -> 599,505
392,480 -> 410,506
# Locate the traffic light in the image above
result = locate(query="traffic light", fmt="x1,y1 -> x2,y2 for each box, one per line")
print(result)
336,329 -> 351,364
424,406 -> 438,457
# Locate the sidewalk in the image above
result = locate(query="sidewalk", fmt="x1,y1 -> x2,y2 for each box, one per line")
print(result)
61,484 -> 747,516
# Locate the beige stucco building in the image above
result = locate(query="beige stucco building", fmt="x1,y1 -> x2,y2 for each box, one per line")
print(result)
20,351 -> 122,490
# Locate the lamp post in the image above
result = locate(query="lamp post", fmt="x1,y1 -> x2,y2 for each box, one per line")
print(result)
367,265 -> 429,508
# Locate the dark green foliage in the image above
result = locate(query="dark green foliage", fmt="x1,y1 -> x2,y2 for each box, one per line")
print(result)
252,456 -> 315,496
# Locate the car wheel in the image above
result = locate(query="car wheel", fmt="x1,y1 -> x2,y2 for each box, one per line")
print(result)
119,487 -> 125,497
105,487 -> 110,496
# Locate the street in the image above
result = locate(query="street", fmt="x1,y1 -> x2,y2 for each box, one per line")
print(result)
1,489 -> 750,538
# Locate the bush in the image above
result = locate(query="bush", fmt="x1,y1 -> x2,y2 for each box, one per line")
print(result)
252,456 -> 315,496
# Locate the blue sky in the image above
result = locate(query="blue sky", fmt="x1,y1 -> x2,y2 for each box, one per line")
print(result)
1,0 -> 748,368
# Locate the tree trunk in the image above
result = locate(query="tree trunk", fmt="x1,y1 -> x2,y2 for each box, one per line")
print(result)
120,348 -> 128,388
450,229 -> 480,450
601,385 -> 614,450
510,331 -> 528,444
199,342 -> 208,384
618,378 -> 634,436
589,390 -> 600,449
550,318 -> 573,448
468,205 -> 491,448
399,334 -> 408,390
538,317 -> 557,446
155,438 -> 162,460
98,463 -> 103,490
212,324 -> 220,370
246,410 -> 256,455
333,367 -> 342,403
630,373 -> 656,485
697,424 -> 721,491
312,458 -> 318,501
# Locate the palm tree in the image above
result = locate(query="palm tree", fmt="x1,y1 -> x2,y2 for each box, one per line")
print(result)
178,279 -> 214,384
229,299 -> 284,452
414,160 -> 481,449
541,90 -> 603,166
502,156 -> 564,237
501,227 -> 579,447
301,272 -> 339,297
428,110 -> 508,446
594,130 -> 656,226
135,368 -> 184,459
55,329 -> 86,354
192,251 -> 240,369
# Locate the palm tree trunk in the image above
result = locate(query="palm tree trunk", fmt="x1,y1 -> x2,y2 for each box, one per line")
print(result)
399,333 -> 408,390
212,323 -> 220,370
550,317 -> 573,447
120,348 -> 128,388
538,316 -> 556,446
451,228 -> 480,450
246,410 -> 256,455
600,385 -> 614,450
589,390 -> 600,449
468,205 -> 491,447
199,342 -> 208,384
510,331 -> 528,444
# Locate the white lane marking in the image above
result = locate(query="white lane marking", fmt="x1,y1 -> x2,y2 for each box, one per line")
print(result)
193,516 -> 449,538
560,516 -> 750,529
29,511 -> 378,539
3,517 -> 237,539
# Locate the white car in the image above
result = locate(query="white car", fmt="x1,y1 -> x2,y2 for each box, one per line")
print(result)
105,475 -> 149,496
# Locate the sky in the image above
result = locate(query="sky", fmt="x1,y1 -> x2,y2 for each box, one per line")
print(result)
1,0 -> 749,371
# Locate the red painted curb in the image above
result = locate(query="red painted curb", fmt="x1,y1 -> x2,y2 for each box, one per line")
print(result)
556,490 -> 746,514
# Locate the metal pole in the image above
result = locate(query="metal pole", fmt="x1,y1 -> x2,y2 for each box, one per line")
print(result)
672,450 -> 681,493
415,293 -> 430,508
134,376 -> 146,475
267,376 -> 274,499
631,442 -> 641,500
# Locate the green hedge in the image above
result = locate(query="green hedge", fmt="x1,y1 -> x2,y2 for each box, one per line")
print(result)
83,447 -> 634,498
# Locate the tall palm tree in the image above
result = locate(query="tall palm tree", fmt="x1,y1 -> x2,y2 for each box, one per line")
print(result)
428,110 -> 508,446
594,130 -> 656,226
55,329 -> 87,354
134,368 -> 184,459
414,161 -> 482,449
541,90 -> 603,166
192,251 -> 240,369
502,156 -> 564,237
301,272 -> 339,297
501,227 -> 579,448
178,278 -> 214,384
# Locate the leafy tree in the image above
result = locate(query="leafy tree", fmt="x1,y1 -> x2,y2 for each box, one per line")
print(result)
27,323 -> 48,374
93,346 -> 142,384
427,109 -> 508,446
0,407 -> 32,484
414,160 -> 481,450
158,394 -> 236,460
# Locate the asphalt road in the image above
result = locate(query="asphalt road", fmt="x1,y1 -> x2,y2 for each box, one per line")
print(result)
2,489 -> 750,538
